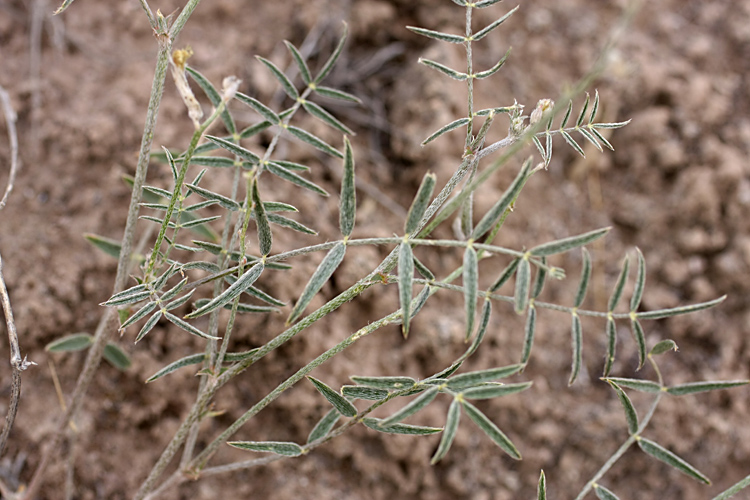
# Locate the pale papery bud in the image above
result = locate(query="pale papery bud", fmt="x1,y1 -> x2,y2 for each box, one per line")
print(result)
530,98 -> 554,125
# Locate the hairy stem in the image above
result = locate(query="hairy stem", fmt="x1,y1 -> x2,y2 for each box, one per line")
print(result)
574,364 -> 664,500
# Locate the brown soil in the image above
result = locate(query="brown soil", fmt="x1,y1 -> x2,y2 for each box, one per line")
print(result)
1,0 -> 749,499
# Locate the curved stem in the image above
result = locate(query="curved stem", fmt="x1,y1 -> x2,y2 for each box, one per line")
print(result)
0,85 -> 19,210
0,252 -> 28,458
23,1 -> 206,495
574,356 -> 665,500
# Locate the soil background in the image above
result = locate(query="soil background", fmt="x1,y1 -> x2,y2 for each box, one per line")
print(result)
0,0 -> 749,499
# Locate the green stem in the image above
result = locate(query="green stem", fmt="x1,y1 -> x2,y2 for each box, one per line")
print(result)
574,357 -> 665,500
464,5 -> 474,146
23,23 -> 178,500
145,96 -> 232,278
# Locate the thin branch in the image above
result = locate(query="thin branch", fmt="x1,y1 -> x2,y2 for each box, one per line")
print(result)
0,252 -> 35,458
0,86 -> 19,210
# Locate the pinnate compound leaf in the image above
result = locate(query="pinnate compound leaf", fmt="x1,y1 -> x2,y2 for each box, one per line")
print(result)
53,0 -> 75,14
608,256 -> 630,312
183,200 -> 218,212
229,441 -> 303,457
530,227 -> 610,257
471,158 -> 531,240
315,23 -> 348,84
264,201 -> 298,212
421,117 -> 470,146
576,92 -> 591,128
243,285 -> 286,307
313,85 -> 362,104
103,343 -> 131,370
283,40 -> 312,85
474,0 -> 505,7
257,56 -> 299,100
473,48 -> 511,79
302,100 -> 354,135
465,300 -> 491,358
630,248 -> 646,311
594,484 -> 620,500
592,120 -> 632,130
531,259 -> 547,299
223,348 -> 261,363
569,314 -> 583,385
153,264 -> 179,291
164,312 -> 219,340
418,58 -> 468,81
341,386 -> 389,401
135,311 -> 162,343
578,127 -> 603,152
287,242 -> 346,324
350,375 -> 416,391
631,319 -> 646,370
186,66 -> 236,135
186,263 -> 264,318
406,26 -> 464,43
446,364 -> 523,390
649,339 -> 678,356
637,437 -> 710,484
235,92 -> 281,124
340,137 -> 356,237
270,159 -> 310,172
711,473 -> 750,500
461,382 -> 532,400
165,289 -> 196,311
205,135 -> 261,164
635,296 -> 726,320
286,125 -> 343,158
462,400 -> 521,459
405,173 -> 436,234
603,317 -> 616,377
489,258 -> 519,293
102,289 -> 151,307
514,257 -> 530,314
431,398 -> 461,464
532,136 -> 548,164
267,213 -> 317,235
46,333 -> 93,352
180,215 -> 221,229
520,305 -> 536,366
189,154 -> 240,167
146,353 -> 205,383
604,377 -> 661,394
606,380 -> 638,435
463,245 -> 478,341
537,470 -> 547,500
590,126 -> 614,151
308,376 -> 357,417
308,408 -> 340,443
473,6 -> 519,40
398,242 -> 414,338
561,100 -> 574,128
362,418 -> 442,435
252,179 -> 273,256
379,386 -> 439,427
667,380 -> 748,396
574,248 -> 592,308
185,183 -> 240,211
265,161 -> 328,197
84,233 -> 121,259
120,301 -> 158,330
589,89 -> 601,124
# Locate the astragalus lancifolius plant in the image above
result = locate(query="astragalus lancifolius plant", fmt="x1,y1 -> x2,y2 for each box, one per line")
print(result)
27,0 -> 750,499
